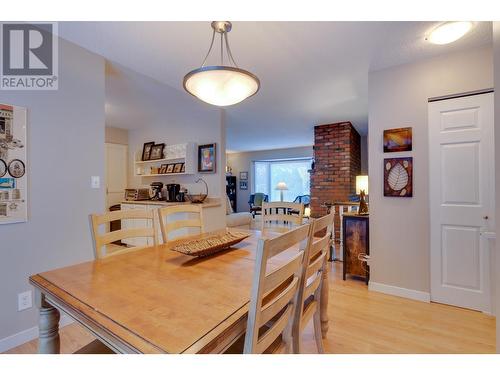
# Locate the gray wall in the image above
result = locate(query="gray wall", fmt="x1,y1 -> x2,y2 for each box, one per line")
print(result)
494,22 -> 500,353
226,146 -> 313,212
368,46 -> 493,294
0,39 -> 105,342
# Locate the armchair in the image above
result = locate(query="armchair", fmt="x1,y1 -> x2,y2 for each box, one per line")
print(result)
248,193 -> 269,218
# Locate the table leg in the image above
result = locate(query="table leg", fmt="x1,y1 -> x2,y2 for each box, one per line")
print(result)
36,291 -> 60,354
320,263 -> 329,338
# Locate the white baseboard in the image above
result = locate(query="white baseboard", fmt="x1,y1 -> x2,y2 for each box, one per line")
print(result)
369,281 -> 431,303
0,314 -> 74,353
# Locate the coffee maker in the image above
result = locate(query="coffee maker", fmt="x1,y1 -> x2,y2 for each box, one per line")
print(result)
166,183 -> 181,202
150,182 -> 164,201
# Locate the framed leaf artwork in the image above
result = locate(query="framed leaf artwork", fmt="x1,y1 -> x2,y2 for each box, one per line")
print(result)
384,157 -> 413,197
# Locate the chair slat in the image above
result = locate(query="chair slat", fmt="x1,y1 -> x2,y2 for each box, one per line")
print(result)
305,251 -> 327,279
158,205 -> 204,243
310,235 -> 330,259
260,276 -> 299,325
304,273 -> 322,300
261,202 -> 305,231
300,300 -> 317,327
255,303 -> 293,354
98,227 -> 156,246
266,224 -> 310,259
94,209 -> 154,225
263,253 -> 303,294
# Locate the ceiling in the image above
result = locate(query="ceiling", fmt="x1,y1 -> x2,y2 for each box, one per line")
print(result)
58,21 -> 492,152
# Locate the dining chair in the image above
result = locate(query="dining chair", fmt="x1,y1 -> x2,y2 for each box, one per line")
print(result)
292,211 -> 334,354
261,201 -> 305,232
89,209 -> 158,259
157,205 -> 204,243
242,223 -> 311,353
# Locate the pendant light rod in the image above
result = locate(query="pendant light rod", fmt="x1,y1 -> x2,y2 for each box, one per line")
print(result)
200,21 -> 238,68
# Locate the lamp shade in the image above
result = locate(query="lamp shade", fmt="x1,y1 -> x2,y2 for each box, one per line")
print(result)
183,66 -> 260,107
275,182 -> 288,190
304,207 -> 311,217
356,175 -> 369,195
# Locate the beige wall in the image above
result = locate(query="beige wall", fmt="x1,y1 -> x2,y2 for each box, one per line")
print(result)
0,38 -> 105,347
368,46 -> 493,295
226,146 -> 313,212
105,126 -> 128,145
493,22 -> 500,353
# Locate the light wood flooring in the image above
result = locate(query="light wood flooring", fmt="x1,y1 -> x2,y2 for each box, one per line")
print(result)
4,262 -> 496,354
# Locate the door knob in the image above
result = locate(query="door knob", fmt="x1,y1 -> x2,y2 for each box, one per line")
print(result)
483,215 -> 489,220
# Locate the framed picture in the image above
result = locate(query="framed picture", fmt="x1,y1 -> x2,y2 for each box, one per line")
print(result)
0,177 -> 15,189
0,159 -> 6,177
198,143 -> 216,173
384,157 -> 413,197
383,127 -> 412,152
239,171 -> 248,180
159,164 -> 168,174
173,163 -> 183,173
149,143 -> 165,160
180,163 -> 185,173
141,141 -> 155,161
239,180 -> 248,190
165,164 -> 174,173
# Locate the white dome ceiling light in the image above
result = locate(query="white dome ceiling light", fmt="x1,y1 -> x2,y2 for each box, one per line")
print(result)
183,21 -> 260,107
427,21 -> 473,45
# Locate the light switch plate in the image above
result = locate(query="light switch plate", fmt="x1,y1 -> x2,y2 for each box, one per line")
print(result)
18,290 -> 32,311
91,176 -> 100,189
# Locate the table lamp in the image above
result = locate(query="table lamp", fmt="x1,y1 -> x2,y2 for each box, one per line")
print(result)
275,182 -> 288,202
304,207 -> 311,218
356,175 -> 369,215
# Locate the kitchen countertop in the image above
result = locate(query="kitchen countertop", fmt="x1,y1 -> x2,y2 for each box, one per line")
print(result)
121,197 -> 221,208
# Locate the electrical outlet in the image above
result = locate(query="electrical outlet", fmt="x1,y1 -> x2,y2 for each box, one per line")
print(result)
91,176 -> 100,189
18,290 -> 33,311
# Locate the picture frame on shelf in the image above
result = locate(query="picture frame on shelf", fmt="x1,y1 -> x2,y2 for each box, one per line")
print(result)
173,163 -> 183,173
165,164 -> 174,173
239,171 -> 248,180
198,143 -> 216,173
180,163 -> 185,173
159,164 -> 168,174
150,143 -> 165,160
141,141 -> 155,161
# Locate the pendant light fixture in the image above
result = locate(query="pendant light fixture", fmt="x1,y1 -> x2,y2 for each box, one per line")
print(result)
183,21 -> 260,107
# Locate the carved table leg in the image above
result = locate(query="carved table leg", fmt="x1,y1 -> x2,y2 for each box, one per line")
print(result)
36,291 -> 60,354
320,263 -> 329,338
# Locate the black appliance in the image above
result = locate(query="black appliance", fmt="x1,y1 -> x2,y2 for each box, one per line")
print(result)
166,183 -> 181,202
150,182 -> 164,201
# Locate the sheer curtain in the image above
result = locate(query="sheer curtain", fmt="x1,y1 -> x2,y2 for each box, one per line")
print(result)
253,159 -> 311,201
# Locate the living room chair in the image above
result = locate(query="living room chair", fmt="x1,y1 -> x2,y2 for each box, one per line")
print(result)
248,193 -> 268,218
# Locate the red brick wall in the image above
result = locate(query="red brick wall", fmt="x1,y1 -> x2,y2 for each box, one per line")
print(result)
310,122 -> 361,217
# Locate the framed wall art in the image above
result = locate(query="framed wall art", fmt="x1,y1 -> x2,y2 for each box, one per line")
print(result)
239,171 -> 248,180
384,157 -> 413,197
198,143 -> 216,173
141,141 -> 155,161
0,103 -> 27,224
383,127 -> 412,152
239,180 -> 248,190
149,143 -> 165,160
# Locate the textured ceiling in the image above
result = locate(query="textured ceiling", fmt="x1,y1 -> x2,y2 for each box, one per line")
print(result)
59,21 -> 492,151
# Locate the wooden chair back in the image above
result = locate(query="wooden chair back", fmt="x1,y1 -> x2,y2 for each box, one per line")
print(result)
89,209 -> 158,259
261,201 -> 305,231
292,211 -> 334,353
243,223 -> 311,354
158,205 -> 204,243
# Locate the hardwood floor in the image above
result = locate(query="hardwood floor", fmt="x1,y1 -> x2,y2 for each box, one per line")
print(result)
4,262 -> 496,354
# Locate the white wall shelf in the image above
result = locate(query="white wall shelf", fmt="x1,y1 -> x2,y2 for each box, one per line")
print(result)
134,142 -> 197,177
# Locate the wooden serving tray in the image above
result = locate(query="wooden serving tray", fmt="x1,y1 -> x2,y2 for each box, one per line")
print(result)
170,230 -> 251,257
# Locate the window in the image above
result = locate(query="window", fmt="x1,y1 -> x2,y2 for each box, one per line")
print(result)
253,158 -> 311,201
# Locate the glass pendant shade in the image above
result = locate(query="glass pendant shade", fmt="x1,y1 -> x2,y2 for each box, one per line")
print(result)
183,66 -> 259,106
183,21 -> 260,107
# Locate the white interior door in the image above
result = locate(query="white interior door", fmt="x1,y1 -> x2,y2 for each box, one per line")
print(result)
105,143 -> 128,209
429,92 -> 494,312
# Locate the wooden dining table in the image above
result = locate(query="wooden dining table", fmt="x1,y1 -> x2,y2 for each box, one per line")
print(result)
29,228 -> 329,354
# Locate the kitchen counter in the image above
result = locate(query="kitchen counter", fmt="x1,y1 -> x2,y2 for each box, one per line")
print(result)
121,197 -> 221,209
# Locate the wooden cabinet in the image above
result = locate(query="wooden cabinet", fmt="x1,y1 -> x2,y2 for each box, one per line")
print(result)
342,214 -> 369,284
